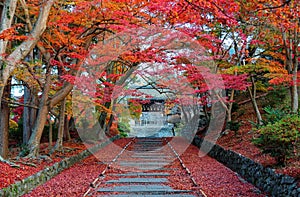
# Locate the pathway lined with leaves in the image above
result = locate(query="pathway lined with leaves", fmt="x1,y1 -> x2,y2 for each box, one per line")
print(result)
24,138 -> 265,196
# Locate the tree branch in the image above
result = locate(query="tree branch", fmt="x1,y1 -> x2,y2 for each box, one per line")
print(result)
1,0 -> 55,88
1,98 -> 39,109
22,62 -> 43,89
255,0 -> 291,12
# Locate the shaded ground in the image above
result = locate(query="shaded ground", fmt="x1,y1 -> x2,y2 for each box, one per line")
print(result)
0,140 -> 86,189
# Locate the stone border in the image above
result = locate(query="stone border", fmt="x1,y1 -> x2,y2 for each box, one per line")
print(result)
0,135 -> 120,197
193,136 -> 300,196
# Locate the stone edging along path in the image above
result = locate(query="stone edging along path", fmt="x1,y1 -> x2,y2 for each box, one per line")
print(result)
0,136 -> 120,197
193,136 -> 300,197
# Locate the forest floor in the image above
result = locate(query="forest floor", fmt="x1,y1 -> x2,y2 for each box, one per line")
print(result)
0,140 -> 87,189
217,99 -> 300,181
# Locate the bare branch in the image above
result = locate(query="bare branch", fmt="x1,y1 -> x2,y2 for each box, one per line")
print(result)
19,0 -> 33,30
1,98 -> 39,109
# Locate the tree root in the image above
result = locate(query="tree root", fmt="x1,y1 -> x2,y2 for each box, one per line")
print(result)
63,146 -> 78,152
49,146 -> 78,156
15,160 -> 37,167
38,154 -> 52,162
19,154 -> 53,164
0,156 -> 20,168
11,154 -> 52,167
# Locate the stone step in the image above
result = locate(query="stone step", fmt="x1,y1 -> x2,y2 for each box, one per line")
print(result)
109,172 -> 170,177
97,185 -> 192,194
134,143 -> 163,145
133,145 -> 163,150
106,178 -> 168,184
117,157 -> 173,162
132,150 -> 164,152
119,162 -> 170,166
112,165 -> 176,171
119,160 -> 172,163
131,155 -> 168,157
124,159 -> 173,163
132,150 -> 164,153
134,145 -> 163,146
134,142 -> 164,143
133,146 -> 163,148
134,143 -> 164,145
133,152 -> 167,155
126,167 -> 176,171
131,155 -> 174,159
101,194 -> 196,197
134,142 -> 163,144
136,138 -> 164,139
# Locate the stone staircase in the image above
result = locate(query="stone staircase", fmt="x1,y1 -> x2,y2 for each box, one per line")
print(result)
93,138 -> 198,197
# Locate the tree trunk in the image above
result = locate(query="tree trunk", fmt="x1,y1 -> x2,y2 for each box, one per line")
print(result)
63,115 -> 71,141
226,89 -> 235,122
282,30 -> 299,113
23,86 -> 33,144
0,0 -> 18,116
55,64 -> 69,144
105,114 -> 114,135
98,101 -> 111,136
69,117 -> 76,132
291,72 -> 298,113
247,76 -> 263,125
30,92 -> 38,135
291,29 -> 299,113
288,57 -> 298,112
214,90 -> 231,123
27,70 -> 51,157
0,0 -> 17,54
0,78 -> 11,158
52,98 -> 66,152
48,118 -> 53,149
251,96 -> 263,125
181,105 -> 189,124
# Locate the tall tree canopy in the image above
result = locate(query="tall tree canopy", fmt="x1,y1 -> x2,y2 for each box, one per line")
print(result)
0,0 -> 298,158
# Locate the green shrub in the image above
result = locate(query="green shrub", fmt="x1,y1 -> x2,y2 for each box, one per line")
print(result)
262,87 -> 289,109
263,106 -> 286,124
118,122 -> 130,138
253,114 -> 300,165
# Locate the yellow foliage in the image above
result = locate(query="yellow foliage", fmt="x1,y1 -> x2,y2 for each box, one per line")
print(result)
255,81 -> 268,92
223,58 -> 286,77
218,61 -> 235,70
12,61 -> 43,90
9,119 -> 18,131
